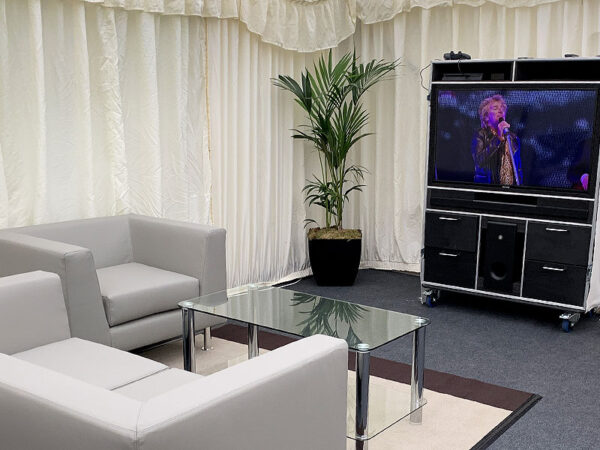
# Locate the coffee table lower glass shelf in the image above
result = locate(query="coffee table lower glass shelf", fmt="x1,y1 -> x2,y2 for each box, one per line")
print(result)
346,371 -> 426,440
179,286 -> 430,441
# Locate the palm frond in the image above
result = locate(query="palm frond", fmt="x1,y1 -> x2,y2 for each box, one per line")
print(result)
273,50 -> 397,228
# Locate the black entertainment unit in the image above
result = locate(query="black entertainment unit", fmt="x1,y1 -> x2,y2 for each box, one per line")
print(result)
421,58 -> 600,331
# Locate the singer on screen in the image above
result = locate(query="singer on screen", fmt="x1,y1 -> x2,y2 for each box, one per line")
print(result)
471,94 -> 522,186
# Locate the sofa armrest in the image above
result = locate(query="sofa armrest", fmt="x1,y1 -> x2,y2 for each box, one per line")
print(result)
129,215 -> 227,294
137,335 -> 348,450
0,354 -> 140,450
0,271 -> 70,354
0,232 -> 110,345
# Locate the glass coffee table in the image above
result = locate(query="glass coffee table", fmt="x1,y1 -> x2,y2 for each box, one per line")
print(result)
179,285 -> 429,441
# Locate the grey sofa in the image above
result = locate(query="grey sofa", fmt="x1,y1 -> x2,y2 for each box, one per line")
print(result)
0,271 -> 348,450
0,214 -> 227,350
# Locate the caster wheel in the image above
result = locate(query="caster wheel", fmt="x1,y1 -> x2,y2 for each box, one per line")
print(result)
425,295 -> 436,308
561,319 -> 571,333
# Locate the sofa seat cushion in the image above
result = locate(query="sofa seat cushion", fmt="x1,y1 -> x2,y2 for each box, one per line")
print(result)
97,262 -> 199,327
115,368 -> 200,401
13,337 -> 167,390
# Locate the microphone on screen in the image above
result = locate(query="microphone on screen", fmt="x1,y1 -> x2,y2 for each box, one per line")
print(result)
499,117 -> 509,134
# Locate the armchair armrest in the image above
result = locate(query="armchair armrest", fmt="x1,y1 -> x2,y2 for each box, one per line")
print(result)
128,215 -> 227,294
0,354 -> 140,450
0,271 -> 70,354
137,335 -> 348,450
0,232 -> 110,345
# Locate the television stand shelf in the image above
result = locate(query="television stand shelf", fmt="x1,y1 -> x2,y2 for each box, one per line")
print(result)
422,58 -> 600,331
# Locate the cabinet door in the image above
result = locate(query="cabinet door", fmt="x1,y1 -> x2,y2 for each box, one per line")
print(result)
423,247 -> 476,288
424,212 -> 479,252
522,260 -> 586,306
526,222 -> 590,266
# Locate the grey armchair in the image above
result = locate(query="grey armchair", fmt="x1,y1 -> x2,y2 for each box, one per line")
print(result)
0,271 -> 348,450
0,214 -> 227,350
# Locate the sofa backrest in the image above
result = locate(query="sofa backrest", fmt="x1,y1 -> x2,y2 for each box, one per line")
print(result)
12,216 -> 134,268
0,271 -> 71,354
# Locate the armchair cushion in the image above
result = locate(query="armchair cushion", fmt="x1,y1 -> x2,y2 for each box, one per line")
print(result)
97,263 -> 199,327
115,368 -> 200,401
13,337 -> 166,390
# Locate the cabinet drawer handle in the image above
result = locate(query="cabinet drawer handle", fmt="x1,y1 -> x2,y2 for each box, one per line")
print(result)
438,252 -> 459,257
439,217 -> 460,221
545,227 -> 569,233
542,266 -> 565,272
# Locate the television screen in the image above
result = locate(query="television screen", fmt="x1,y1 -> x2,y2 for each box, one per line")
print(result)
431,86 -> 600,194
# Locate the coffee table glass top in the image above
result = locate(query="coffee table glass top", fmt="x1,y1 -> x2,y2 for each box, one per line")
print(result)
179,286 -> 429,351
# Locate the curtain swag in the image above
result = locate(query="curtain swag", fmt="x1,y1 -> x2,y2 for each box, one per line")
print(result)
81,0 -> 565,51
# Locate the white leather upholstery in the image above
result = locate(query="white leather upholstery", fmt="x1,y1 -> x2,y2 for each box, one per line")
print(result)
13,337 -> 166,390
14,215 -> 133,269
1,335 -> 347,450
115,368 -> 200,401
0,354 -> 140,450
97,263 -> 199,326
129,214 -> 227,295
0,272 -> 347,450
0,271 -> 70,355
109,309 -> 223,352
0,215 -> 227,350
137,335 -> 349,450
0,232 -> 111,345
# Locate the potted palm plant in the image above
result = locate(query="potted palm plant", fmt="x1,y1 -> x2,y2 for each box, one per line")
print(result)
273,50 -> 397,286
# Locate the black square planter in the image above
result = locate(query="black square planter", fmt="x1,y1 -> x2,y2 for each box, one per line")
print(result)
308,238 -> 362,286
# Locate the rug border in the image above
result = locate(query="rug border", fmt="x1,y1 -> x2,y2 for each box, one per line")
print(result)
470,393 -> 542,450
211,324 -> 538,411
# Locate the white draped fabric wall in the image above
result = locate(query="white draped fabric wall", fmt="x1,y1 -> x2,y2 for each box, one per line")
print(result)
1,0 -> 600,287
0,0 -> 211,227
208,1 -> 600,286
206,19 -> 316,286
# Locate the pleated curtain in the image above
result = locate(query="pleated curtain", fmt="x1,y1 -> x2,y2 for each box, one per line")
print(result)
208,2 -> 600,286
2,0 -> 600,287
0,0 -> 211,227
206,18 -> 317,286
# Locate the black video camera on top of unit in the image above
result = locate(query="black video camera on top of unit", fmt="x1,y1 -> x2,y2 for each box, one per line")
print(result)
443,51 -> 472,61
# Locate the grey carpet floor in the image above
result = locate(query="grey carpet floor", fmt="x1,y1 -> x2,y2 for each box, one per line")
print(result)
290,269 -> 600,450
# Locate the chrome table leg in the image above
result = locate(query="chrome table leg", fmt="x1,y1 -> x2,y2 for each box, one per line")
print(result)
410,326 -> 426,423
355,343 -> 370,440
182,308 -> 196,373
202,326 -> 213,351
248,324 -> 259,359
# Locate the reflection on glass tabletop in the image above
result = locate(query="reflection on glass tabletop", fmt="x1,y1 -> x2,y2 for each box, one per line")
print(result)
179,286 -> 429,351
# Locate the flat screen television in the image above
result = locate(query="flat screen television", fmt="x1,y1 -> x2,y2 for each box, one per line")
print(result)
428,84 -> 600,198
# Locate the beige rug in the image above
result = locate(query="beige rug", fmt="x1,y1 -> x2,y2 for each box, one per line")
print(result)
139,335 -> 527,450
